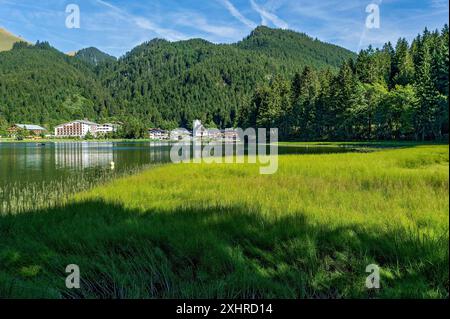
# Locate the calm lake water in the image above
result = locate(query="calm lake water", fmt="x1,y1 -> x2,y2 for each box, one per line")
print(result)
0,142 -> 358,187
0,142 -> 357,213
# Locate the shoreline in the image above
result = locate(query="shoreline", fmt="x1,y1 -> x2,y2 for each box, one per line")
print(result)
1,138 -> 447,146
1,145 -> 447,298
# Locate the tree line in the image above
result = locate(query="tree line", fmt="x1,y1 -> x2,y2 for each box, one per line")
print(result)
239,26 -> 449,141
0,26 -> 448,141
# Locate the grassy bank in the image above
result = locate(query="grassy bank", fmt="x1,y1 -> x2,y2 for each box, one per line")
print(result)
0,145 -> 448,298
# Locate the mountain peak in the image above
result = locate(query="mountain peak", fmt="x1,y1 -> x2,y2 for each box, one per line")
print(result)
74,47 -> 116,66
237,27 -> 355,68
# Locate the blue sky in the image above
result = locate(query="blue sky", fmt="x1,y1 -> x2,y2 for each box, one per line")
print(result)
0,0 -> 448,57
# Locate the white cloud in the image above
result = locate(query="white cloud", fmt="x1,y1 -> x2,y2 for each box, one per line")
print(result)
95,0 -> 187,41
219,0 -> 257,29
250,0 -> 289,29
171,11 -> 241,40
431,0 -> 449,9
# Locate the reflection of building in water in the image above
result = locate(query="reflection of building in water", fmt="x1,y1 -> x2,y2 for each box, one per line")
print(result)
148,142 -> 172,162
55,143 -> 114,169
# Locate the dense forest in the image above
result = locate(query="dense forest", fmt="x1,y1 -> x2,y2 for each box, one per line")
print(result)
0,41 -> 114,129
74,47 -> 117,66
98,26 -> 355,129
240,26 -> 449,141
0,25 -> 448,141
0,26 -> 354,134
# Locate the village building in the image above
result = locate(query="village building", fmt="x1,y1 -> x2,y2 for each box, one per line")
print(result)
54,120 -> 99,138
170,128 -> 192,141
8,124 -> 47,137
96,123 -> 119,135
207,128 -> 224,140
149,128 -> 169,140
193,120 -> 208,139
223,129 -> 240,142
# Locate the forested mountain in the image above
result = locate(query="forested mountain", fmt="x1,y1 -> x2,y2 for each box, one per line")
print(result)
0,26 -> 355,131
100,26 -> 355,128
0,26 -> 448,141
240,26 -> 449,141
0,42 -> 113,128
0,28 -> 25,52
236,26 -> 353,69
75,47 -> 117,66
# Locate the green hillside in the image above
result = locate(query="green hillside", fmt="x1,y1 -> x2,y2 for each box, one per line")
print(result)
0,27 -> 355,129
0,24 -> 447,141
75,47 -> 117,66
236,26 -> 354,68
99,27 -> 356,128
0,42 -> 113,127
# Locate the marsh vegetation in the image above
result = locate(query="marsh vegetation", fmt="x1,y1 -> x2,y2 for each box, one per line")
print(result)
0,145 -> 447,298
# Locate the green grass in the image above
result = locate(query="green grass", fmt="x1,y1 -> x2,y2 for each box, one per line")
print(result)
0,145 -> 448,298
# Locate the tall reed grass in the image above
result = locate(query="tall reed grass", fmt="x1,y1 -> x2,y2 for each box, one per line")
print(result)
0,165 -> 153,215
0,145 -> 448,298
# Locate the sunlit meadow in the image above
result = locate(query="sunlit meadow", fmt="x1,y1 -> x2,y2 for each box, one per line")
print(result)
0,145 -> 448,298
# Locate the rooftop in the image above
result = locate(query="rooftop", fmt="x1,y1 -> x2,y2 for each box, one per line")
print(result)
55,120 -> 99,127
15,124 -> 47,131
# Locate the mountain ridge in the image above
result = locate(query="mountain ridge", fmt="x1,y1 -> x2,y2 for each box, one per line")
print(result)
0,26 -> 356,128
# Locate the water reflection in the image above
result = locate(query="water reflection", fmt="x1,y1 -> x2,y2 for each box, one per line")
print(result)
55,142 -> 114,169
0,141 -> 359,190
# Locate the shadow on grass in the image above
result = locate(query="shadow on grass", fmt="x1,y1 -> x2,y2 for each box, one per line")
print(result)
0,200 -> 448,299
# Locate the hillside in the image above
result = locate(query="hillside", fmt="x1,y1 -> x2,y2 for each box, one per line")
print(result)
100,27 -> 356,128
0,42 -> 113,127
236,26 -> 354,68
0,27 -> 356,129
75,47 -> 117,66
0,28 -> 26,52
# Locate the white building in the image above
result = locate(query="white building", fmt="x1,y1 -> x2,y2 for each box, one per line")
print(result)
149,129 -> 169,140
54,120 -> 99,138
223,129 -> 240,142
96,123 -> 119,135
193,120 -> 208,139
170,128 -> 192,141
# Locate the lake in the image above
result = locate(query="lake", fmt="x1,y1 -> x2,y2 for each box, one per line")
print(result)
0,141 -> 357,214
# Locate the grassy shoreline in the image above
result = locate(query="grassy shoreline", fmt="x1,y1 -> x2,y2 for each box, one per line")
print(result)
1,137 -> 447,145
0,145 -> 448,298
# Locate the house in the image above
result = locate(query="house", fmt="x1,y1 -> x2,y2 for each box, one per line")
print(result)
8,124 -> 47,137
96,123 -> 119,135
223,129 -> 240,142
193,120 -> 226,140
170,128 -> 192,141
207,128 -> 224,140
149,128 -> 169,140
54,120 -> 99,138
193,120 -> 208,139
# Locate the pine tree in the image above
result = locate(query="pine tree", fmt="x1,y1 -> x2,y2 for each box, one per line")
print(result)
331,60 -> 357,139
392,38 -> 414,87
414,31 -> 441,140
291,66 -> 320,139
